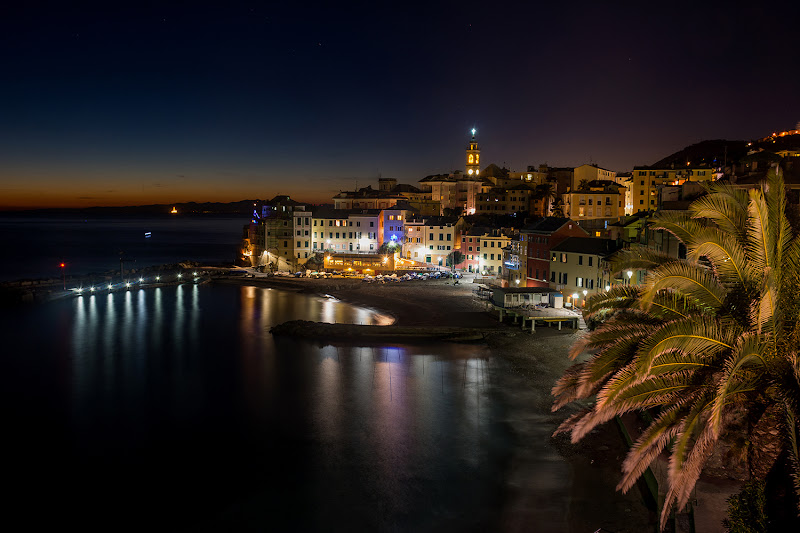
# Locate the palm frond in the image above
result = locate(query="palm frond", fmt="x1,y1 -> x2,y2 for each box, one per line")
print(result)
617,398 -> 695,493
649,211 -> 705,246
689,187 -> 748,239
686,227 -> 751,287
642,261 -> 728,312
746,187 -> 775,273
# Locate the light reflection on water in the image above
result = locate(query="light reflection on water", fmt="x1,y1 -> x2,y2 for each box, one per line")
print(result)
1,283 -> 617,532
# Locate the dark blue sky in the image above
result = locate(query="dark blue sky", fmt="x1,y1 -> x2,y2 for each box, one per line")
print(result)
1,1 -> 798,208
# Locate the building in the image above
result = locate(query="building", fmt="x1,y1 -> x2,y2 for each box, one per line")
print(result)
629,165 -> 716,214
573,164 -> 617,190
254,195 -> 313,271
379,205 -> 415,253
520,217 -> 589,287
475,183 -> 537,215
323,252 -> 396,274
561,180 -> 627,231
549,237 -> 621,308
418,130 -> 488,215
500,235 -> 527,287
312,208 -> 381,254
403,216 -> 464,267
476,230 -> 513,277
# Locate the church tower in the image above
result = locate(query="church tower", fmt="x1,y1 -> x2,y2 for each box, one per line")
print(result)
466,128 -> 480,176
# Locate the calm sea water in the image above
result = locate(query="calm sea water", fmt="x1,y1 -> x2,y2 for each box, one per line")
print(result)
0,283 -> 637,532
0,213 -> 246,281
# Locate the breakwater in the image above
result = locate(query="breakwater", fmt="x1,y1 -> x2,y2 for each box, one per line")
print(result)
270,319 -> 496,343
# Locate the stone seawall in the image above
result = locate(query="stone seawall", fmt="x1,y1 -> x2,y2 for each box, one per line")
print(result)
270,320 -> 495,343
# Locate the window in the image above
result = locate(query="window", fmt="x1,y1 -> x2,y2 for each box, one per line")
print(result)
283,241 -> 287,247
552,253 -> 557,261
468,246 -> 473,252
640,200 -> 644,205
389,215 -> 395,221
577,277 -> 583,287
578,255 -> 583,265
446,234 -> 451,241
490,254 -> 495,260
357,221 -> 361,227
439,233 -> 444,240
483,253 -> 488,260
561,253 -> 567,263
551,271 -> 556,282
370,222 -> 374,227
429,233 -> 434,240
297,241 -> 301,248
589,257 -> 593,266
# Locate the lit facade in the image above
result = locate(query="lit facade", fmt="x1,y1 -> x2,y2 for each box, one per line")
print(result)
403,217 -> 463,267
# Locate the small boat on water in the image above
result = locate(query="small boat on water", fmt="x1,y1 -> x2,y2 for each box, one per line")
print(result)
170,206 -> 178,214
144,232 -> 152,238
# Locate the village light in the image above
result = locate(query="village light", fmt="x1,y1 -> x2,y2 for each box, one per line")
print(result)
583,290 -> 588,296
139,277 -> 143,282
156,276 -> 160,281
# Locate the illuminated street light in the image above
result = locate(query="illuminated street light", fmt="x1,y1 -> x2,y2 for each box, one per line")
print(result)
627,270 -> 633,285
90,286 -> 95,292
177,273 -> 182,279
139,277 -> 144,282
108,284 -> 113,290
156,276 -> 160,281
126,282 -> 131,289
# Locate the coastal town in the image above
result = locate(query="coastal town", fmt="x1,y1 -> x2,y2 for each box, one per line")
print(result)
240,127 -> 800,311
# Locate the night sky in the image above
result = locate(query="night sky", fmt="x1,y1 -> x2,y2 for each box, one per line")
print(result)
1,1 -> 798,209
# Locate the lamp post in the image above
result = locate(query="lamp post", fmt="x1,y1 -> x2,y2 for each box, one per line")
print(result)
60,262 -> 66,290
627,270 -> 633,285
583,289 -> 588,308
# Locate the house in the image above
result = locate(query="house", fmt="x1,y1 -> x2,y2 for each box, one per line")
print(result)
549,237 -> 621,308
520,217 -> 589,287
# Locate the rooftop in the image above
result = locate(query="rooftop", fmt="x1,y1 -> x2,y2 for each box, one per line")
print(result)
550,237 -> 620,256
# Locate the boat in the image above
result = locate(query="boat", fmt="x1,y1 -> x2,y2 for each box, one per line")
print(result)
170,206 -> 178,214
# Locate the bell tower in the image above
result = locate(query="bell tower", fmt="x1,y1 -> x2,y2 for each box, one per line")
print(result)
466,128 -> 480,176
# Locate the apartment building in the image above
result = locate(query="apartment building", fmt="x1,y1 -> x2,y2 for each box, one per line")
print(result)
520,217 -> 590,288
311,208 -> 381,253
549,237 -> 620,308
403,216 -> 463,267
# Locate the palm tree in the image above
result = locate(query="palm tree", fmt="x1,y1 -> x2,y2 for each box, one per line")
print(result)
552,169 -> 800,529
536,183 -> 557,216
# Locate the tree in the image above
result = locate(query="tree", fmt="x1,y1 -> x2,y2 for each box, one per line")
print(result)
536,183 -> 557,216
378,241 -> 400,255
447,250 -> 463,268
552,169 -> 800,529
304,252 -> 325,271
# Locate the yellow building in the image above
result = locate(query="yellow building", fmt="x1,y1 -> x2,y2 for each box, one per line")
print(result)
477,232 -> 512,276
561,181 -> 626,222
573,164 -> 617,190
403,216 -> 463,267
629,165 -> 716,214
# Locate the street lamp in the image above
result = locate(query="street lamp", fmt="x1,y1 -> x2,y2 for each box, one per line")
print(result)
627,270 -> 633,284
60,262 -> 66,290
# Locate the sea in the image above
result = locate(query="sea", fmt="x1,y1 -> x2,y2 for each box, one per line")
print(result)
0,212 -> 246,282
0,214 -> 650,531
